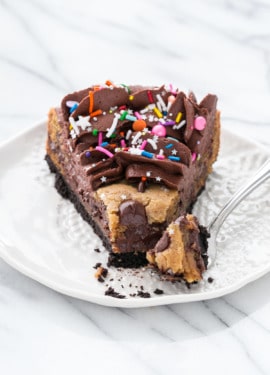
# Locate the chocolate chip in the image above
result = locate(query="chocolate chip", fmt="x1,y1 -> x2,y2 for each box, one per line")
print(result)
119,200 -> 147,226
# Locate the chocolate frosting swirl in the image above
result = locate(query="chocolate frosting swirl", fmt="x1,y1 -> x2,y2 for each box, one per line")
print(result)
61,82 -> 217,191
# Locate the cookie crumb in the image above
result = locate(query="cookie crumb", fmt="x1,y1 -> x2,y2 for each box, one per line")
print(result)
137,291 -> 151,298
105,287 -> 126,299
154,288 -> 164,295
94,266 -> 108,283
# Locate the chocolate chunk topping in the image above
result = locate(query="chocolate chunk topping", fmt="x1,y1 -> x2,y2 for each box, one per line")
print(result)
154,231 -> 171,253
119,200 -> 147,226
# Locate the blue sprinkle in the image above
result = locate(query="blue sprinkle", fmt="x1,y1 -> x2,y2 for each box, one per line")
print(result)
125,114 -> 137,122
85,151 -> 91,158
142,151 -> 154,159
165,143 -> 173,149
69,103 -> 79,113
168,156 -> 181,162
162,111 -> 168,116
101,142 -> 109,147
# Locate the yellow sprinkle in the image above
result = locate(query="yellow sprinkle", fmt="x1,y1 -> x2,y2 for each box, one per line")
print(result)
176,112 -> 182,123
69,125 -> 73,130
129,95 -> 134,101
153,107 -> 163,118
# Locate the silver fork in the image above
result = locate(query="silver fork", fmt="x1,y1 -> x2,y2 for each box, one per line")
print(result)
207,158 -> 270,267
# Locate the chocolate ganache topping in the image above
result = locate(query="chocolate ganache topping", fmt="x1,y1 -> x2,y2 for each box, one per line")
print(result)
61,81 -> 217,191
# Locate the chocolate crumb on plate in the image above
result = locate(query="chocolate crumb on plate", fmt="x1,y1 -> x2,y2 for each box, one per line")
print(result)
154,288 -> 164,295
94,248 -> 101,253
93,262 -> 102,269
94,266 -> 108,283
105,287 -> 126,299
208,277 -> 214,283
137,291 -> 151,298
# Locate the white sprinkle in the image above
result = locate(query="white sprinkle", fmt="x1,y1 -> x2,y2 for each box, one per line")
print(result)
140,107 -> 149,114
126,129 -> 132,140
147,138 -> 158,150
141,114 -> 147,120
155,176 -> 162,182
152,135 -> 159,143
106,113 -> 120,138
156,94 -> 166,111
148,104 -> 155,110
146,171 -> 151,177
76,115 -> 91,131
157,101 -> 162,112
171,149 -> 178,155
159,118 -> 166,124
69,117 -> 79,135
173,119 -> 186,130
168,228 -> 175,235
129,147 -> 142,155
158,149 -> 164,155
93,117 -> 97,121
121,194 -> 127,200
131,131 -> 142,145
100,176 -> 107,183
100,193 -> 106,199
148,115 -> 154,122
103,111 -> 106,115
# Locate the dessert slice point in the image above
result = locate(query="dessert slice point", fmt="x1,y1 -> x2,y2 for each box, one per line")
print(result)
146,214 -> 209,283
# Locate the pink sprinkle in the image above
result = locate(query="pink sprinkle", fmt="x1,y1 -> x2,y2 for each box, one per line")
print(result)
194,116 -> 206,131
98,132 -> 103,146
96,146 -> 114,158
135,111 -> 142,120
120,139 -> 126,148
140,140 -> 148,150
152,124 -> 166,137
192,152 -> 197,162
156,154 -> 165,160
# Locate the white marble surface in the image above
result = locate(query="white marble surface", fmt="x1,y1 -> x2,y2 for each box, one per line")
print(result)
1,0 -> 270,373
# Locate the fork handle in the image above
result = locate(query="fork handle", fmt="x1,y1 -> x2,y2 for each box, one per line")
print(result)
208,158 -> 270,265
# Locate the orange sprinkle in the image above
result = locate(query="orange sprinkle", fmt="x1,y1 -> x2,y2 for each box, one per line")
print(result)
93,86 -> 100,91
90,109 -> 102,118
119,131 -> 124,137
89,91 -> 94,114
141,176 -> 147,182
106,80 -> 114,87
133,120 -> 146,132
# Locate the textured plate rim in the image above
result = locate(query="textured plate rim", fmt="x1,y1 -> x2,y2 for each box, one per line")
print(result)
0,120 -> 269,308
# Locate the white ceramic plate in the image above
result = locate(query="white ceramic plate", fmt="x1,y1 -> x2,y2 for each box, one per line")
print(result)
0,120 -> 270,307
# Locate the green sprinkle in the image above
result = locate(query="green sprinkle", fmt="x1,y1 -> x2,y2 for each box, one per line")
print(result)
120,84 -> 131,94
92,129 -> 98,136
110,133 -> 117,138
120,110 -> 128,121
